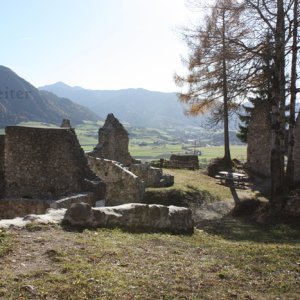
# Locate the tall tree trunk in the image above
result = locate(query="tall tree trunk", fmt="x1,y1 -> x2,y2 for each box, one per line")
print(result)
270,0 -> 286,203
286,0 -> 299,190
222,10 -> 231,163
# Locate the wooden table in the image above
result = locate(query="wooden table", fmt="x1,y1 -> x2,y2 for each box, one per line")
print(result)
217,171 -> 247,186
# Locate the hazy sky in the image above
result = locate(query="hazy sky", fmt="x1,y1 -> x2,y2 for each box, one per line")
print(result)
1,0 -> 204,92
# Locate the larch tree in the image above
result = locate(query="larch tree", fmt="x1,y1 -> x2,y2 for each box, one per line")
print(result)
175,0 -> 249,164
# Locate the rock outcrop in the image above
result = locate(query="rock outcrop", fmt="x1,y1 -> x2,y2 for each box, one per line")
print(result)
90,114 -> 133,166
63,202 -> 194,234
87,156 -> 144,206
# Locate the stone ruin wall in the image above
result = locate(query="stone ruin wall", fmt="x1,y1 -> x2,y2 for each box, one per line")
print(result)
129,164 -> 174,188
246,102 -> 272,177
90,113 -> 133,166
129,164 -> 163,187
87,155 -> 145,206
90,113 -> 174,188
4,126 -> 103,199
0,135 -> 5,197
169,155 -> 199,170
294,114 -> 300,185
0,193 -> 97,219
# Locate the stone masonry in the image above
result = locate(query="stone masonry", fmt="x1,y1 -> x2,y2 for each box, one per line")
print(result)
87,155 -> 145,206
63,202 -> 194,234
245,102 -> 272,177
169,155 -> 199,170
60,119 -> 72,128
129,163 -> 174,188
0,135 -> 5,197
4,126 -> 105,199
90,113 -> 174,188
90,114 -> 133,166
294,114 -> 300,185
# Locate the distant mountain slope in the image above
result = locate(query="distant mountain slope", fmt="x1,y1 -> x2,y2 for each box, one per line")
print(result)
40,82 -> 241,130
0,66 -> 100,127
40,82 -> 197,128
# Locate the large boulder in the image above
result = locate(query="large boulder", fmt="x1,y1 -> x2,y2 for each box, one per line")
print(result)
63,202 -> 194,234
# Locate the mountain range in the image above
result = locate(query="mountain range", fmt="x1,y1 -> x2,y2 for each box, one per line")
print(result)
0,65 -> 239,131
0,66 -> 100,127
40,82 -> 199,128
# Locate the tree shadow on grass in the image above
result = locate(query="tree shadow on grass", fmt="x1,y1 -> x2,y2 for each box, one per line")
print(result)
196,215 -> 300,244
209,181 -> 300,244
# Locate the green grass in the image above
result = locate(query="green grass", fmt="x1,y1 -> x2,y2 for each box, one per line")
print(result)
156,169 -> 234,200
0,230 -> 12,257
199,145 -> 246,160
1,225 -> 300,299
129,144 -> 247,162
129,143 -> 184,157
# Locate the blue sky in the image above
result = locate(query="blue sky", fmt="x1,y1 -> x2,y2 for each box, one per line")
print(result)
1,0 -> 203,92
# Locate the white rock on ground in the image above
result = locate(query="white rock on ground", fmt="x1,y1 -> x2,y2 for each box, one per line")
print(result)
0,209 -> 66,229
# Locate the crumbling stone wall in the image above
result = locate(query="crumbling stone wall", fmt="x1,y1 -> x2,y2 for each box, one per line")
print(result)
294,114 -> 300,185
0,193 -> 96,219
90,114 -> 133,166
4,126 -> 104,199
60,119 -> 72,128
0,135 -> 5,197
0,198 -> 49,219
129,164 -> 174,188
245,102 -> 272,177
87,155 -> 145,206
169,155 -> 199,170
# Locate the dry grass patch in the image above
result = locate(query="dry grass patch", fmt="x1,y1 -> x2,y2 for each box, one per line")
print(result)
0,223 -> 299,299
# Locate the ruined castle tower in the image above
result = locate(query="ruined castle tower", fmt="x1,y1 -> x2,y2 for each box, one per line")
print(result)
90,113 -> 133,166
245,101 -> 272,177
